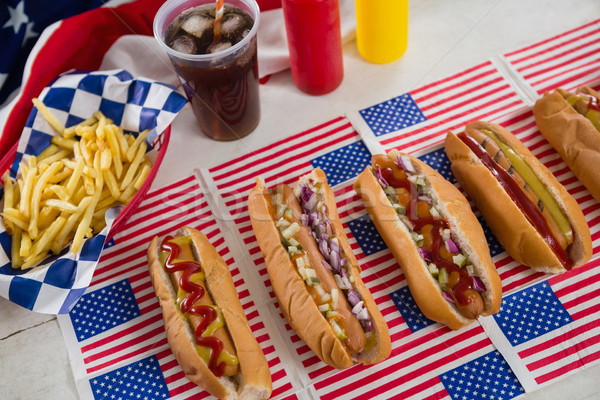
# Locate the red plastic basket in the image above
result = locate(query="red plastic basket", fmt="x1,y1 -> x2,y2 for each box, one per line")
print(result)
0,125 -> 171,243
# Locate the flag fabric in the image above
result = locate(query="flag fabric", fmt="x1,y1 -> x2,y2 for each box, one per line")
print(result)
57,173 -> 296,400
0,0 -> 105,105
503,18 -> 600,96
0,68 -> 186,314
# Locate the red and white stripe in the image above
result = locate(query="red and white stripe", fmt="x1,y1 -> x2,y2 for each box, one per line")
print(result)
489,257 -> 600,390
378,61 -> 526,154
59,174 -> 293,399
504,18 -> 600,95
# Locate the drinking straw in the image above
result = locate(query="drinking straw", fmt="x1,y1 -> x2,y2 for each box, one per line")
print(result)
213,0 -> 224,43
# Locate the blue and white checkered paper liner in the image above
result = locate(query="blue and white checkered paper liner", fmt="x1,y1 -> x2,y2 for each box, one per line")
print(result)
0,69 -> 187,314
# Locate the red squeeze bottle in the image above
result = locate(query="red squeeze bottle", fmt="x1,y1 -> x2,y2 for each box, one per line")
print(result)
282,0 -> 344,95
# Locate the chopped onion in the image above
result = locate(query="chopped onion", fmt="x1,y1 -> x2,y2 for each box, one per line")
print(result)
319,238 -> 330,260
321,259 -> 332,271
357,307 -> 370,321
417,247 -> 432,261
473,276 -> 486,292
375,168 -> 388,188
442,290 -> 455,304
308,212 -> 318,227
360,319 -> 373,333
342,275 -> 352,290
347,289 -> 361,307
418,195 -> 432,204
329,238 -> 340,254
300,212 -> 308,226
445,239 -> 460,254
334,274 -> 347,290
351,300 -> 364,315
397,154 -> 416,173
330,250 -> 341,272
331,289 -> 339,309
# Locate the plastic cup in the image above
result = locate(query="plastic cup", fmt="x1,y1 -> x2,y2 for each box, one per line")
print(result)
154,0 -> 261,141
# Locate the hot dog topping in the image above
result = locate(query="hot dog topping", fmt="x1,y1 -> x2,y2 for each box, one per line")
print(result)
269,190 -> 360,348
371,154 -> 486,319
559,88 -> 600,131
159,235 -> 239,377
457,130 -> 573,270
294,177 -> 376,350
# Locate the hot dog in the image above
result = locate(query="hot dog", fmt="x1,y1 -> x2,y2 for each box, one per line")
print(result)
353,150 -> 502,330
247,169 -> 391,369
147,227 -> 272,400
445,121 -> 592,274
533,86 -> 600,203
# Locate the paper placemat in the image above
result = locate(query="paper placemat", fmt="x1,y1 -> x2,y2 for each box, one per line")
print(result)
502,18 -> 600,96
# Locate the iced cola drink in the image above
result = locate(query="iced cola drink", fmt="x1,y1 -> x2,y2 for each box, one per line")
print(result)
154,0 -> 260,141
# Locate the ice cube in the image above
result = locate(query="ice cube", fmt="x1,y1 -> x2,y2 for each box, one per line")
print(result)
181,13 -> 213,39
221,14 -> 243,35
171,35 -> 197,54
207,41 -> 232,54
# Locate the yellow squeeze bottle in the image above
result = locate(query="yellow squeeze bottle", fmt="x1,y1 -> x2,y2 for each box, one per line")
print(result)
355,0 -> 409,64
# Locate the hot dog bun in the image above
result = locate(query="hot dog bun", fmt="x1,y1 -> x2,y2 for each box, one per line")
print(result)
354,151 -> 502,330
445,121 -> 592,274
533,87 -> 600,203
147,227 -> 272,400
248,169 -> 391,369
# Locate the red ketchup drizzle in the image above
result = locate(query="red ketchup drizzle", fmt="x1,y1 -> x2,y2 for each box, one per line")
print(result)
457,132 -> 572,270
161,236 -> 226,377
379,164 -> 478,306
583,93 -> 600,112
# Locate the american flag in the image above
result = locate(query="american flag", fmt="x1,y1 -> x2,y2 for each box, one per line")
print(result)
57,173 -> 295,400
480,257 -> 600,390
357,60 -> 527,155
204,116 -> 527,399
0,0 -> 103,105
503,18 -> 600,95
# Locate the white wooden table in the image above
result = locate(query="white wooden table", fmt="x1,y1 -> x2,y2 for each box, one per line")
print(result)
1,0 -> 600,399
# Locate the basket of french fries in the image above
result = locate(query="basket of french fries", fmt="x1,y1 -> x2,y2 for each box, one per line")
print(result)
0,69 -> 187,314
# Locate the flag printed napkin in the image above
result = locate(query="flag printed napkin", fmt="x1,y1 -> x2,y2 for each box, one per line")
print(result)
348,60 -> 527,155
57,172 -> 297,400
502,18 -> 600,96
0,69 -> 187,314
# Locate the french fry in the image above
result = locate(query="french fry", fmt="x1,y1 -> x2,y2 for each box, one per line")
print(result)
100,148 -> 112,171
114,126 -> 130,160
51,135 -> 77,150
20,232 -> 31,258
32,98 -> 66,134
11,228 -> 22,269
105,125 -> 123,178
71,190 -> 101,254
36,144 -> 59,162
52,196 -> 92,254
3,171 -> 14,211
26,216 -> 67,264
126,129 -> 149,162
2,208 -> 29,231
103,168 -> 121,199
63,116 -> 97,139
38,149 -> 70,166
19,165 -> 37,218
44,199 -> 78,213
120,141 -> 147,191
28,161 -> 63,239
134,163 -> 152,190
